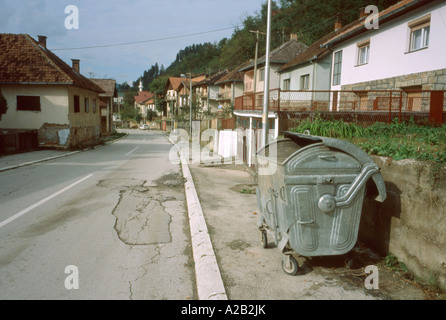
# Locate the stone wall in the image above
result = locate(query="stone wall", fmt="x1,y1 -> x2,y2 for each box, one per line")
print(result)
38,123 -> 70,147
342,68 -> 446,92
360,156 -> 446,288
67,125 -> 101,150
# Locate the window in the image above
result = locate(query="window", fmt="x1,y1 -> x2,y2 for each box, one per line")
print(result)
93,99 -> 97,113
357,40 -> 370,65
300,74 -> 310,90
74,95 -> 80,113
283,78 -> 290,91
84,97 -> 89,113
333,50 -> 342,86
409,14 -> 430,52
16,95 -> 41,111
259,68 -> 265,82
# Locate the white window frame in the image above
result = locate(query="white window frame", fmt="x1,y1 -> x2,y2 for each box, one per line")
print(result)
408,14 -> 430,52
300,74 -> 310,90
283,78 -> 290,91
259,68 -> 265,82
356,39 -> 370,66
333,50 -> 342,86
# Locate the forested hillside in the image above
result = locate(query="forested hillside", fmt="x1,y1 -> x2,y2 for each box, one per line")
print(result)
118,0 -> 398,94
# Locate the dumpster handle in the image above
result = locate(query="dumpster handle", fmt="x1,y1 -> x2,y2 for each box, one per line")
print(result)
297,219 -> 314,225
334,163 -> 379,207
319,155 -> 337,161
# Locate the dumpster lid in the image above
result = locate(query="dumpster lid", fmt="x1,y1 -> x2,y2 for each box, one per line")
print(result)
282,131 -> 375,166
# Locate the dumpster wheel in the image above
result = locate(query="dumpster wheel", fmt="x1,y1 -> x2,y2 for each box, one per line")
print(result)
281,255 -> 299,276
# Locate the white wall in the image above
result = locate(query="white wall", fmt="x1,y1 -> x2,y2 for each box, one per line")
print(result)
0,84 -> 69,129
330,1 -> 446,90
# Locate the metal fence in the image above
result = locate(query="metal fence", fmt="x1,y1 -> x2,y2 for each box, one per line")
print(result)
234,89 -> 446,130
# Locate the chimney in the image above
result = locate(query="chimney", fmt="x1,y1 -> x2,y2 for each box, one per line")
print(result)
290,33 -> 298,41
71,59 -> 80,73
38,35 -> 47,49
334,21 -> 343,31
359,7 -> 368,18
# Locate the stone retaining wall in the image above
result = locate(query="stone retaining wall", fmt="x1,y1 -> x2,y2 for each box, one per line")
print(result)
360,156 -> 446,288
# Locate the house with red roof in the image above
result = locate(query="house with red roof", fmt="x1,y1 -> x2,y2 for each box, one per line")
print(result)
90,78 -> 118,134
134,87 -> 156,121
0,34 -> 105,151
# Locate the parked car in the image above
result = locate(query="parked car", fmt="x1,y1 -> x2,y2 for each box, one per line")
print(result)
139,124 -> 149,130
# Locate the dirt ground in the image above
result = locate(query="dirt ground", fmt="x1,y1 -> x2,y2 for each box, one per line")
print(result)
190,163 -> 445,300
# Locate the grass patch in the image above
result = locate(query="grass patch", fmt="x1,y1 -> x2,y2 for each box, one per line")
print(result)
290,116 -> 446,166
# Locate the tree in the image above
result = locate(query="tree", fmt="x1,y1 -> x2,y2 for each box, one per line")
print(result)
149,76 -> 168,112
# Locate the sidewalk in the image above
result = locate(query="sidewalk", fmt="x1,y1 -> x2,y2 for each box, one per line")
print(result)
0,149 -> 80,172
188,161 -> 432,300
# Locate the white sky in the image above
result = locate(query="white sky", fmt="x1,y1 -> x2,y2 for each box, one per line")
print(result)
0,0 -> 265,84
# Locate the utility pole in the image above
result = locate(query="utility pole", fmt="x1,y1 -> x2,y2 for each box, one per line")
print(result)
261,0 -> 272,148
249,30 -> 266,97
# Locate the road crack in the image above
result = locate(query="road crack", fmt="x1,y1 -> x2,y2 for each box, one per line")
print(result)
98,177 -> 182,246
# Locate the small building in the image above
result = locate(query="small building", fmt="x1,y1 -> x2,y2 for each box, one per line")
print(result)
134,86 -> 156,122
0,34 -> 105,152
90,78 -> 118,134
234,37 -> 308,166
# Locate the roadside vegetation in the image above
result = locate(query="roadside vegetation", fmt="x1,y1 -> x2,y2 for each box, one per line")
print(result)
290,116 -> 446,167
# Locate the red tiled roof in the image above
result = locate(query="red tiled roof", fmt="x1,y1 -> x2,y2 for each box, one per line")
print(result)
0,33 -> 104,93
166,77 -> 184,91
322,0 -> 435,48
134,91 -> 154,104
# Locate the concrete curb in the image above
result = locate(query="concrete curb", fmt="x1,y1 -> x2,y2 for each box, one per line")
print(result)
0,151 -> 81,173
167,133 -> 228,300
0,133 -> 129,173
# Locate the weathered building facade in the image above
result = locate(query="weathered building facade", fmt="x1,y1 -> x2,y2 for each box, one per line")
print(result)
0,34 -> 104,152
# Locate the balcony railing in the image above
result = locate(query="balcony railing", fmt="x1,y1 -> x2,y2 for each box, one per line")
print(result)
234,89 -> 446,124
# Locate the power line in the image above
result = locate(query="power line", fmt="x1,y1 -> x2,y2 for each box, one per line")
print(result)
51,26 -> 238,51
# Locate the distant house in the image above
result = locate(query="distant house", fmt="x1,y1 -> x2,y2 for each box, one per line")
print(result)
90,78 -> 118,134
0,34 -> 104,151
134,84 -> 156,121
277,28 -> 341,111
240,36 -> 308,98
321,0 -> 446,112
234,36 -> 308,166
194,70 -> 229,114
214,66 -> 244,115
165,77 -> 185,117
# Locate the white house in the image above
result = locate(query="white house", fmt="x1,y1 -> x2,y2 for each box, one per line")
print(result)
0,34 -> 104,151
277,29 -> 341,111
321,0 -> 446,112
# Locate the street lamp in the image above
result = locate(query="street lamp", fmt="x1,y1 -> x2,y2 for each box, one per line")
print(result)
181,73 -> 192,140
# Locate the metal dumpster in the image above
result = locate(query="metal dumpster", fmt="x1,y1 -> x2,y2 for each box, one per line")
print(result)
255,131 -> 387,275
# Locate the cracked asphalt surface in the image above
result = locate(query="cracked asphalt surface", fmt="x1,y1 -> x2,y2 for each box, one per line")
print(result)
0,130 -> 196,299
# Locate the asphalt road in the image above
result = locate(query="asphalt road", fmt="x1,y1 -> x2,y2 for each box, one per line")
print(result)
0,130 -> 195,300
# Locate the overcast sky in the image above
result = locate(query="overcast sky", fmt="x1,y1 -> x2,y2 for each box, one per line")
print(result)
0,0 -> 265,85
